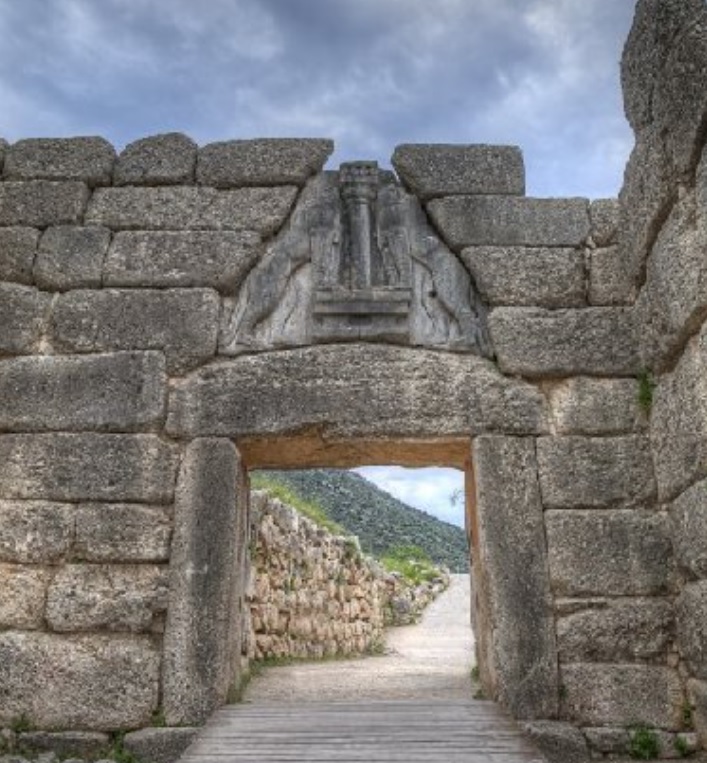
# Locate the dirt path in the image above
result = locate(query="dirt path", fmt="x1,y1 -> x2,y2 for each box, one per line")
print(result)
243,573 -> 475,703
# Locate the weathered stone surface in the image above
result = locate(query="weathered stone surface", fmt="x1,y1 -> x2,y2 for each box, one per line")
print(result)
0,631 -> 160,729
521,721 -> 589,763
489,307 -> 639,378
0,181 -> 89,227
0,434 -> 179,503
651,322 -> 707,501
461,246 -> 585,308
104,231 -> 262,292
582,727 -> 629,756
546,510 -> 673,596
0,284 -> 51,355
562,664 -> 683,728
537,435 -> 655,508
0,501 -> 74,563
50,288 -> 219,374
17,731 -> 110,759
123,727 -> 199,763
547,377 -> 644,435
197,138 -> 333,187
671,478 -> 707,579
74,504 -> 172,562
0,227 -> 38,284
427,196 -> 589,250
86,186 -> 297,236
34,225 -> 111,290
163,438 -> 247,725
0,138 -> 7,172
3,138 -> 115,186
557,598 -> 674,662
46,564 -> 168,633
677,581 -> 707,679
472,436 -> 558,719
0,352 -> 166,432
166,346 -> 548,447
115,133 -> 197,186
0,564 -> 50,629
589,198 -> 619,247
391,144 -> 524,200
589,245 -> 636,306
689,679 -> 707,748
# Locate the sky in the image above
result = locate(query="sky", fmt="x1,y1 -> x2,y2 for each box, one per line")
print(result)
0,0 -> 639,528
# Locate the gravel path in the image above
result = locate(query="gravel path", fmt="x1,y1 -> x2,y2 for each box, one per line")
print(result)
243,573 -> 475,703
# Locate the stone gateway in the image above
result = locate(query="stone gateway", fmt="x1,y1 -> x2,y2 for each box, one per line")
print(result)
1,0 -> 707,759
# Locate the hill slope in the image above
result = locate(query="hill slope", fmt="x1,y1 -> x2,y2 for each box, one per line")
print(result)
251,468 -> 469,573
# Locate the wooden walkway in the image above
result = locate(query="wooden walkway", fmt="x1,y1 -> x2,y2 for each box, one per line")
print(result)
177,699 -> 547,762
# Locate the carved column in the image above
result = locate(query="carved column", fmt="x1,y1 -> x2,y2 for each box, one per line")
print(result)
339,161 -> 378,290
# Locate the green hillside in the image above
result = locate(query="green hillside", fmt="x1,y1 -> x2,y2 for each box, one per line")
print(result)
251,468 -> 470,573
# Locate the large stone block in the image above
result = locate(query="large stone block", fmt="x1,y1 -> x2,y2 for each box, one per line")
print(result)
115,133 -> 197,186
391,144 -> 524,199
671,478 -> 707,579
547,377 -> 644,435
74,504 -> 172,563
537,435 -> 655,508
0,631 -> 160,730
472,436 -> 558,719
589,199 -> 619,248
197,138 -> 333,187
0,284 -> 51,355
104,231 -> 262,292
0,433 -> 179,503
589,245 -> 636,306
123,727 -> 199,763
461,246 -> 585,308
3,137 -> 115,186
557,598 -> 674,663
46,564 -> 168,633
17,731 -> 110,760
545,510 -> 673,596
49,288 -> 220,374
166,346 -> 548,447
689,679 -> 707,748
0,352 -> 166,432
86,185 -> 297,236
427,196 -> 589,250
0,227 -> 38,284
163,438 -> 247,725
0,564 -> 50,629
562,664 -> 684,729
0,501 -> 74,563
489,307 -> 639,378
521,721 -> 589,763
677,581 -> 707,679
0,181 -> 88,226
34,225 -> 111,290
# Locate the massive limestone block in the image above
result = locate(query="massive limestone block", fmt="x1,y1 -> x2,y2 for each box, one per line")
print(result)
115,133 -> 198,186
197,138 -> 334,187
163,438 -> 247,725
547,377 -> 644,435
49,288 -> 219,374
521,721 -> 590,763
0,352 -> 166,432
86,186 -> 297,236
589,199 -> 619,248
0,564 -> 50,629
472,436 -> 558,719
123,728 -> 199,763
545,510 -> 673,596
0,284 -> 52,356
0,227 -> 39,284
104,231 -> 262,292
391,144 -> 524,199
46,564 -> 168,633
166,346 -> 549,458
35,225 -> 111,291
74,504 -> 172,563
589,245 -> 636,306
0,501 -> 74,563
489,307 -> 640,378
0,181 -> 88,227
0,434 -> 179,503
426,196 -> 589,250
562,664 -> 684,729
3,137 -> 115,186
556,598 -> 674,663
461,246 -> 585,308
671,479 -> 707,579
0,631 -> 160,730
537,435 -> 655,508
677,581 -> 707,680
